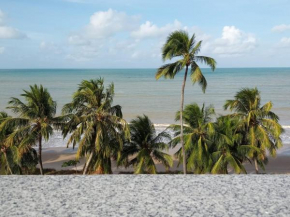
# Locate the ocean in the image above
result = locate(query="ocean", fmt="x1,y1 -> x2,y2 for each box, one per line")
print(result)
0,68 -> 290,149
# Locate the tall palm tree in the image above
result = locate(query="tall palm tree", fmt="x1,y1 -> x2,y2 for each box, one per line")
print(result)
224,88 -> 283,173
0,85 -> 57,175
119,115 -> 173,174
156,30 -> 216,174
170,103 -> 215,173
60,78 -> 130,174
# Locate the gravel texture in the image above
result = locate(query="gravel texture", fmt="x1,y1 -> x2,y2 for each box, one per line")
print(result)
1,175 -> 290,217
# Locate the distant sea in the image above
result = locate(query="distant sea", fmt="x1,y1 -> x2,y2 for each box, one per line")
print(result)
0,68 -> 290,149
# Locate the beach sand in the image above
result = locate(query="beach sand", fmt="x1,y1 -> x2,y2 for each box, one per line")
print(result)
41,146 -> 290,174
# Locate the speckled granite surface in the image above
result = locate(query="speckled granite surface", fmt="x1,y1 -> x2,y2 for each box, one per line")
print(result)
0,175 -> 290,217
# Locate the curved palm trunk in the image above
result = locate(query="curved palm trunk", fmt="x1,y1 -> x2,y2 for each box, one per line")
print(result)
38,134 -> 44,175
83,151 -> 93,175
254,158 -> 259,174
4,152 -> 13,175
82,161 -> 87,173
180,66 -> 189,174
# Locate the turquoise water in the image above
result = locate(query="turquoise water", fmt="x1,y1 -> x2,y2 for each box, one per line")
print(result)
0,68 -> 290,147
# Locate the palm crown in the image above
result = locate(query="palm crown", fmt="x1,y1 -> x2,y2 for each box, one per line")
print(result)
120,115 -> 173,174
60,78 -> 130,174
170,103 -> 215,173
156,30 -> 216,92
0,85 -> 57,175
224,88 -> 283,173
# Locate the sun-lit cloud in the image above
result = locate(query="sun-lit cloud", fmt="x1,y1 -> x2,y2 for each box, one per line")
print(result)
211,26 -> 257,56
40,41 -> 63,54
131,20 -> 182,40
272,24 -> 290,32
0,26 -> 26,39
277,37 -> 290,47
0,9 -> 26,39
69,8 -> 139,42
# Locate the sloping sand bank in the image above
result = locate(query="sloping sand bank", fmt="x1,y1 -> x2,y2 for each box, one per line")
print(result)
41,147 -> 290,174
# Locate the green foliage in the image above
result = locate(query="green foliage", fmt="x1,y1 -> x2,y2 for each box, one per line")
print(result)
119,115 -> 173,174
210,116 -> 248,174
62,160 -> 80,167
0,111 -> 38,175
224,88 -> 283,172
170,103 -> 215,173
59,78 -> 130,174
156,30 -> 217,175
156,30 -> 216,92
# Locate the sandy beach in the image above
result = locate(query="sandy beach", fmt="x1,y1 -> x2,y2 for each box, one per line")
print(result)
41,146 -> 290,174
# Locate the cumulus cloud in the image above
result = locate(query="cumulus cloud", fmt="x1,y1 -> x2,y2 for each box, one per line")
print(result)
0,26 -> 26,39
272,24 -> 290,32
277,37 -> 290,47
68,35 -> 90,46
65,9 -> 213,63
66,9 -> 141,62
131,20 -> 182,40
212,26 -> 257,56
0,9 -> 26,39
70,8 -> 139,42
40,42 -> 63,54
65,10 -> 256,64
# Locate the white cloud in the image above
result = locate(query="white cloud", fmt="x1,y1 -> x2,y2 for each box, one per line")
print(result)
40,42 -> 63,54
278,37 -> 290,47
272,24 -> 290,32
0,46 -> 4,54
212,26 -> 257,56
68,35 -> 90,46
0,9 -> 26,39
0,26 -> 26,39
78,9 -> 139,40
66,9 -> 141,62
131,20 -> 182,40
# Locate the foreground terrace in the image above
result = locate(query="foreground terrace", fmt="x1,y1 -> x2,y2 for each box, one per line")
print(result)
1,175 -> 289,216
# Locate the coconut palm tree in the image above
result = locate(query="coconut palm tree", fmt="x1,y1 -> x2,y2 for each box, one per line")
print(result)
0,85 -> 56,175
0,111 -> 17,174
60,78 -> 130,174
119,115 -> 172,174
211,116 -> 250,174
156,30 -> 216,174
224,88 -> 283,173
170,103 -> 215,173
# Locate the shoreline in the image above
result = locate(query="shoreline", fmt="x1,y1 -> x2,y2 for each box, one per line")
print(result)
41,146 -> 290,174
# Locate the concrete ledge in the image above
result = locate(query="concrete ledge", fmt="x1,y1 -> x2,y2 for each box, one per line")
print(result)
1,175 -> 290,216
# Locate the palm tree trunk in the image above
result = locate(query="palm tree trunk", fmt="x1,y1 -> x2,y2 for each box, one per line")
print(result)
38,134 -> 44,175
180,66 -> 189,175
82,161 -> 87,173
254,158 -> 259,174
4,152 -> 13,175
83,151 -> 93,175
95,165 -> 105,174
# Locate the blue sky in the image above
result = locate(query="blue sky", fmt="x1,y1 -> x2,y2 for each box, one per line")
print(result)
0,0 -> 290,68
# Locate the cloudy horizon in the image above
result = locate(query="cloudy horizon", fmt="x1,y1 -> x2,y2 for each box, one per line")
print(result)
0,0 -> 290,68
